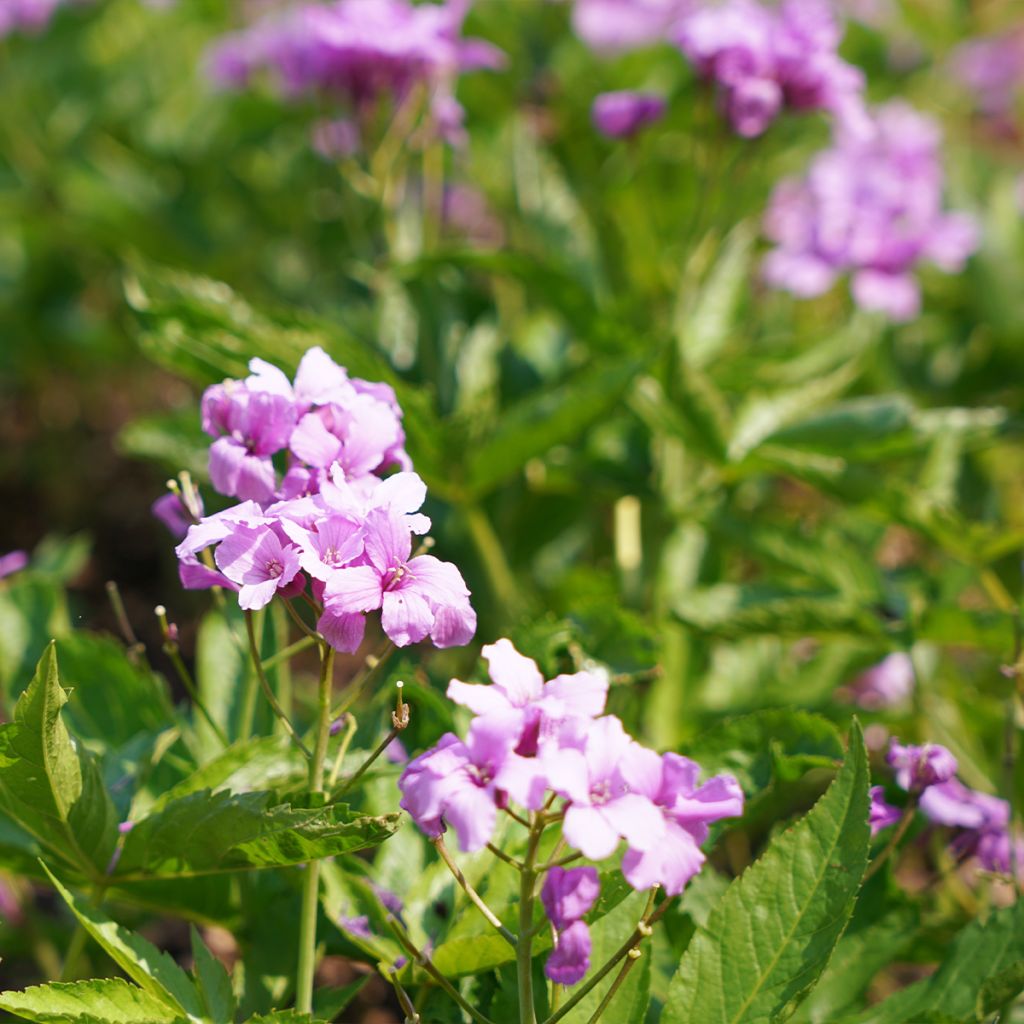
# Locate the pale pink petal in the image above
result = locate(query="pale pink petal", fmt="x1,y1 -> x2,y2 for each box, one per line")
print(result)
542,670 -> 609,719
323,565 -> 384,613
622,822 -> 706,895
381,588 -> 434,647
317,607 -> 367,653
375,471 -> 427,514
429,600 -> 477,647
239,578 -> 282,610
601,794 -> 666,852
441,782 -> 499,852
446,679 -> 514,716
290,412 -> 342,467
563,804 -> 620,860
364,510 -> 413,574
482,638 -> 544,705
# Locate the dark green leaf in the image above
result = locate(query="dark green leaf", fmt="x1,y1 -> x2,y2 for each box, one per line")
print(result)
190,926 -> 237,1023
661,722 -> 870,1024
0,644 -> 117,877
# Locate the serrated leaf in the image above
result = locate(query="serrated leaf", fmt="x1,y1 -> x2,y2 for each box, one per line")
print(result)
851,901 -> 1024,1024
312,979 -> 368,1022
190,927 -> 236,1023
0,644 -> 117,878
115,790 -> 398,880
243,1013 -> 320,1023
464,353 -> 649,498
42,865 -> 204,1021
0,978 -> 184,1024
661,722 -> 870,1024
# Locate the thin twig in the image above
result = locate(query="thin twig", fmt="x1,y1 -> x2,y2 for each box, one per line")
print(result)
282,598 -> 322,641
106,581 -> 145,664
584,949 -> 643,1024
487,843 -> 524,871
386,918 -> 498,1024
864,796 -> 918,883
388,968 -> 421,1023
432,837 -> 516,946
261,634 -> 317,672
329,640 -> 395,719
244,610 -> 311,760
327,713 -> 359,790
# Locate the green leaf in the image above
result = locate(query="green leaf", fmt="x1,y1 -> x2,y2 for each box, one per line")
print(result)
0,644 -> 117,877
684,709 -> 844,798
464,353 -> 649,498
790,908 -> 918,1023
661,722 -> 871,1024
677,222 -> 753,369
312,979 -> 368,1022
0,978 -> 184,1024
851,901 -> 1024,1024
630,373 -> 729,464
0,576 -> 71,702
115,790 -> 399,879
672,583 -> 887,641
561,890 -> 652,1024
42,864 -> 205,1021
193,608 -> 248,756
243,1014 -> 320,1023
190,927 -> 236,1024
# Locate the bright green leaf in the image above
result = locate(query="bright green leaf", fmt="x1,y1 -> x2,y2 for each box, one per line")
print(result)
0,978 -> 184,1024
661,722 -> 870,1024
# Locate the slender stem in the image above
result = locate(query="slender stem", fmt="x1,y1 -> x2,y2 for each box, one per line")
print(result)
517,817 -> 545,1024
106,580 -> 143,663
295,644 -> 334,1014
283,598 -> 322,641
329,641 -> 395,719
463,501 -> 519,613
58,920 -> 89,981
433,838 -> 516,946
336,727 -> 397,796
388,968 -> 421,1023
237,609 -> 263,740
543,896 -> 669,1024
327,713 -> 359,790
272,600 -> 293,721
584,951 -> 642,1024
161,638 -> 229,748
504,807 -> 531,829
261,635 -> 317,673
245,611 -> 310,760
487,842 -> 524,871
864,797 -> 918,883
386,918 -> 498,1024
539,852 -> 582,872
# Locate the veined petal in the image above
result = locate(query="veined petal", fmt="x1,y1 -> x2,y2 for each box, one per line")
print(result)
482,638 -> 544,705
317,607 -> 367,654
563,804 -> 619,861
239,577 -> 282,611
290,412 -> 342,468
323,565 -> 384,614
601,793 -> 666,852
381,588 -> 433,647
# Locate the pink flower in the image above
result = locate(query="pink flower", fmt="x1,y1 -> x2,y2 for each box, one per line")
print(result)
545,921 -> 592,985
541,867 -> 599,932
887,741 -> 957,793
214,524 -> 302,610
279,513 -> 364,581
398,714 -> 543,851
618,749 -> 743,894
319,508 -> 475,652
869,786 -> 901,836
447,638 -> 607,753
841,653 -> 914,709
0,551 -> 29,580
152,492 -> 200,539
591,92 -> 666,138
543,717 -> 665,861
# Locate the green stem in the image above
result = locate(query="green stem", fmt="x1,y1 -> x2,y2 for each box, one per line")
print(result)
295,644 -> 334,1014
58,920 -> 89,981
237,609 -> 263,740
245,611 -> 310,760
327,713 -> 359,790
463,501 -> 519,613
584,951 -> 642,1024
272,601 -> 294,721
433,837 -> 516,947
865,796 -> 918,882
162,640 -> 229,748
261,635 -> 317,673
517,818 -> 544,1024
336,726 -> 400,798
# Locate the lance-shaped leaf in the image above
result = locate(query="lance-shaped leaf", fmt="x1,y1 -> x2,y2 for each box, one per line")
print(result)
191,927 -> 236,1024
661,722 -> 870,1024
0,644 -> 117,878
0,978 -> 184,1024
43,865 -> 204,1021
114,790 -> 399,880
851,900 -> 1024,1024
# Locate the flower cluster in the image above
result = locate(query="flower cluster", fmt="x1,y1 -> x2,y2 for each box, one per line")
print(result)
591,91 -> 666,139
763,101 -> 979,320
674,0 -> 865,137
872,738 -> 1022,878
838,652 -> 914,709
206,0 -> 505,147
172,347 -> 475,653
399,639 -> 743,982
572,0 -> 692,55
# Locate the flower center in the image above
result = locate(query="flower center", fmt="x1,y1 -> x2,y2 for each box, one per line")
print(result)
383,563 -> 407,591
468,763 -> 494,788
265,558 -> 283,579
590,780 -> 611,806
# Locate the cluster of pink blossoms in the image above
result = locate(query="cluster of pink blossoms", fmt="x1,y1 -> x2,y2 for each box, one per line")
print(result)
398,639 -> 743,983
170,347 -> 475,653
871,739 -> 1022,880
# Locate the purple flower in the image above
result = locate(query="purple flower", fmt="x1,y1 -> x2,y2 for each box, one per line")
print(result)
869,786 -> 901,836
919,779 -> 1009,832
674,0 -> 864,137
951,28 -> 1024,121
617,748 -> 743,894
447,638 -> 608,754
591,91 -> 666,139
841,653 -> 914,709
572,0 -> 692,54
545,920 -> 592,985
763,101 -> 979,321
152,492 -> 200,539
279,513 -> 364,581
246,346 -> 354,411
206,0 -> 505,148
543,717 -> 665,861
203,386 -> 297,502
887,741 -> 957,793
0,551 -> 29,580
541,867 -> 600,933
319,508 -> 475,652
0,0 -> 65,38
214,525 -> 302,610
398,714 -> 543,851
